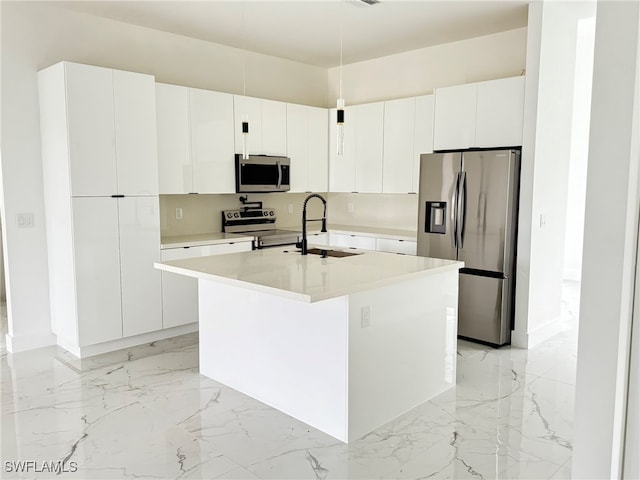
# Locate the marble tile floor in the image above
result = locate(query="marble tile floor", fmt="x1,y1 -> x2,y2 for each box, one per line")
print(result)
0,282 -> 579,479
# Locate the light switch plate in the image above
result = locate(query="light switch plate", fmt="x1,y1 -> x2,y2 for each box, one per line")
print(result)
16,213 -> 34,228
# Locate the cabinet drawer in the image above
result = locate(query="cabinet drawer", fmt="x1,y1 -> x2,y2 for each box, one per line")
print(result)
376,238 -> 417,255
161,241 -> 252,260
329,233 -> 376,250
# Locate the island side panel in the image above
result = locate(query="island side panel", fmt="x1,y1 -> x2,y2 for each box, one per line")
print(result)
347,269 -> 459,440
198,279 -> 350,442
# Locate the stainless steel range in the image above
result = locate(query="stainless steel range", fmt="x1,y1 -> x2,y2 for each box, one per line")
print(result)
222,208 -> 301,249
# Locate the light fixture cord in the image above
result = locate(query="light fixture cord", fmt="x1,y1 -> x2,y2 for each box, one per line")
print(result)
242,1 -> 246,97
339,2 -> 343,100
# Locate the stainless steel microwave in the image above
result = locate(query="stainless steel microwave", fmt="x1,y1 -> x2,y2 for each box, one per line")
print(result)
235,154 -> 291,193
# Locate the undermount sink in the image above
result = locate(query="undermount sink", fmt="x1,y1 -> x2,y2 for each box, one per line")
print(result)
284,248 -> 362,258
307,248 -> 361,258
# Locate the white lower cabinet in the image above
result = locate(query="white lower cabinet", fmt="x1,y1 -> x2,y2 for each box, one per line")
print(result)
329,233 -> 377,250
72,197 -> 123,346
375,238 -> 417,255
72,196 -> 162,347
307,232 -> 330,247
119,197 -> 163,337
161,241 -> 252,328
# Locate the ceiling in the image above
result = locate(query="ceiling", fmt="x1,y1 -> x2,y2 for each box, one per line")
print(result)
52,1 -> 529,68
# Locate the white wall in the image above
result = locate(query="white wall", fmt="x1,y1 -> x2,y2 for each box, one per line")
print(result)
327,27 -> 527,105
0,2 -> 328,352
573,1 -> 640,477
563,17 -> 595,282
512,1 -> 596,349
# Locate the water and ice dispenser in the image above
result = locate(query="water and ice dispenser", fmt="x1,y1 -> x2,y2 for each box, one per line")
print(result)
424,201 -> 446,234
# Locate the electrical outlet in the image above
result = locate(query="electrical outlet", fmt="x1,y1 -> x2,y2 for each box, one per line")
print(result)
361,306 -> 371,328
176,208 -> 183,220
539,213 -> 546,228
348,202 -> 354,213
288,204 -> 294,214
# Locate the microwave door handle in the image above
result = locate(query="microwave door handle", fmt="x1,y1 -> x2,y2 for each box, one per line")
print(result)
276,160 -> 282,189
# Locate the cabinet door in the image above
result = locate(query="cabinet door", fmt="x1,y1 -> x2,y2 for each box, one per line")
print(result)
113,70 -> 159,195
160,247 -> 199,328
383,97 -> 415,193
156,83 -> 192,194
433,83 -> 478,151
72,197 -> 122,346
476,76 -> 525,148
307,106 -> 329,192
119,196 -> 162,337
65,63 -> 117,196
261,99 -> 287,155
329,232 -> 376,250
286,103 -> 309,193
191,89 -> 236,193
413,95 -> 434,193
234,95 -> 262,156
329,107 -> 356,192
354,102 -> 384,193
308,232 -> 330,246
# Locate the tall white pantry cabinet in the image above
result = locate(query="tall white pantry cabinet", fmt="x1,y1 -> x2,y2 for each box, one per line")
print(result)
38,61 -> 162,356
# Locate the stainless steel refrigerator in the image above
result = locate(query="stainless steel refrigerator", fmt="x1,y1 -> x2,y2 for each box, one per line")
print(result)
417,149 -> 520,346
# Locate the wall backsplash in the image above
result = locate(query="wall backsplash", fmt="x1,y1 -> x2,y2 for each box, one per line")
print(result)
327,193 -> 418,231
159,192 -> 418,237
160,193 -> 327,237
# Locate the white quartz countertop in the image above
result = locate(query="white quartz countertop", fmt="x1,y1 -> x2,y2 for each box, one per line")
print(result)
278,224 -> 417,241
155,246 -> 462,303
328,224 -> 417,241
161,233 -> 255,249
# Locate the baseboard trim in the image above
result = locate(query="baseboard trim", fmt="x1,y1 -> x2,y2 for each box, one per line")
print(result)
69,323 -> 198,359
5,331 -> 57,353
511,316 -> 565,349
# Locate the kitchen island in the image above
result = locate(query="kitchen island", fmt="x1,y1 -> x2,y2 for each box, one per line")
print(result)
155,247 -> 463,443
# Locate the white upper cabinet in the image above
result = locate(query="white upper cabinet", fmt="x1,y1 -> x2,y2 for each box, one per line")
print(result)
63,62 -> 158,196
354,102 -> 384,193
287,103 -> 328,193
261,99 -> 287,155
113,70 -> 159,195
156,84 -> 235,194
233,95 -> 287,157
433,76 -> 525,151
287,103 -> 309,192
329,106 -> 357,192
156,83 -> 192,194
65,62 -> 117,196
233,95 -> 262,157
329,103 -> 382,193
190,88 -> 236,193
413,95 -> 435,192
433,82 -> 478,151
383,97 -> 416,194
307,106 -> 329,192
475,76 -> 525,148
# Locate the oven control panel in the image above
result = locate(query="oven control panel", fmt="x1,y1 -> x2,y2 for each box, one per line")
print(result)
222,209 -> 277,232
223,208 -> 276,220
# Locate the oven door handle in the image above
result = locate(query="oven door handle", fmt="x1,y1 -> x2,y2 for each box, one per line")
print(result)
276,160 -> 282,189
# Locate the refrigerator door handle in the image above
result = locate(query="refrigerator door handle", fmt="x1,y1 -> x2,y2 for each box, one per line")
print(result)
457,171 -> 467,248
451,172 -> 460,249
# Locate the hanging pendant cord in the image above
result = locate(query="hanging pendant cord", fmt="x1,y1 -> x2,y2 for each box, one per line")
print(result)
242,1 -> 246,97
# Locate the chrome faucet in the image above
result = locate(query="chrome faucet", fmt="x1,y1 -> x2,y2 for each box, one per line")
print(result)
298,193 -> 327,255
